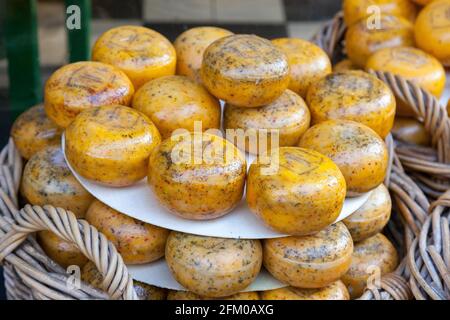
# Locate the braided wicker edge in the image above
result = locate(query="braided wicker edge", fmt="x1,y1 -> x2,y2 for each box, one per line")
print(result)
313,11 -> 450,300
0,138 -> 138,300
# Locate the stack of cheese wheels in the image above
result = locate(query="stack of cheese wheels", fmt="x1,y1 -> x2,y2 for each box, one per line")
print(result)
18,23 -> 404,300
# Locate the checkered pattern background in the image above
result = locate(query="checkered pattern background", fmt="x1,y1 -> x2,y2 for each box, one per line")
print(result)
0,0 -> 341,299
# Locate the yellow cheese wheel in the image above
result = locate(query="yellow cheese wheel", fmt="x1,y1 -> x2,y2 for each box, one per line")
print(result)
366,47 -> 446,98
415,0 -> 450,66
333,59 -> 359,72
174,26 -> 234,83
271,38 -> 332,98
201,34 -> 289,107
343,184 -> 391,242
447,99 -> 450,117
11,104 -> 62,160
345,14 -> 414,68
247,147 -> 346,235
92,26 -> 176,88
148,133 -> 246,220
343,0 -> 417,26
37,231 -> 88,269
65,105 -> 161,187
20,146 -> 94,218
260,281 -> 350,300
44,61 -> 134,128
263,222 -> 353,288
307,70 -> 396,138
342,233 -> 398,298
132,75 -> 220,139
167,290 -> 259,300
81,262 -> 167,300
223,89 -> 310,154
298,120 -> 389,196
392,117 -> 431,146
85,200 -> 169,265
165,231 -> 262,298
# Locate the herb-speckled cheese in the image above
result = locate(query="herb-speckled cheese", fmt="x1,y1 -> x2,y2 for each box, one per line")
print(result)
65,105 -> 161,187
414,0 -> 450,66
224,89 -> 310,154
167,290 -> 259,300
260,280 -> 350,300
201,34 -> 289,107
174,26 -> 234,83
263,222 -> 353,288
341,233 -> 398,298
85,200 -> 169,264
165,231 -> 262,298
392,117 -> 431,146
20,145 -> 94,218
132,75 -> 220,139
92,25 -> 176,88
299,119 -> 389,196
37,231 -> 88,269
148,133 -> 246,220
345,15 -> 414,68
343,184 -> 391,242
44,61 -> 134,128
307,70 -> 396,139
246,147 -> 346,235
271,38 -> 331,99
11,104 -> 62,160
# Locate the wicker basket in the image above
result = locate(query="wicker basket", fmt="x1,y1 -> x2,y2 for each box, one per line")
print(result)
0,13 -> 449,300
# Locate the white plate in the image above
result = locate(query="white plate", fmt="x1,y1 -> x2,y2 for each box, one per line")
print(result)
62,135 -> 371,239
127,259 -> 286,292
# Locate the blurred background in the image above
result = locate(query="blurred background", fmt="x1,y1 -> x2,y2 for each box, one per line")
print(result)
0,0 -> 341,299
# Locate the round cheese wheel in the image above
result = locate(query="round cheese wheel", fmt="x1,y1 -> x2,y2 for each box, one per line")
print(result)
343,184 -> 391,242
247,147 -> 346,235
260,281 -> 350,300
165,231 -> 262,298
343,0 -> 417,26
263,222 -> 353,288
44,61 -> 134,128
333,59 -> 359,72
65,105 -> 161,187
298,120 -> 389,196
415,0 -> 450,66
345,14 -> 414,68
81,261 -> 167,300
37,231 -> 88,269
20,146 -> 94,218
11,104 -> 62,160
392,117 -> 431,146
223,89 -> 310,155
132,75 -> 220,139
148,132 -> 246,220
201,34 -> 289,107
366,47 -> 446,98
341,233 -> 398,298
85,200 -> 169,265
174,26 -> 234,83
271,38 -> 331,98
92,25 -> 176,88
307,70 -> 396,138
167,290 -> 259,300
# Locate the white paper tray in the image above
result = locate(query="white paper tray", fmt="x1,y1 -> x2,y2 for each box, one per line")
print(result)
62,136 -> 371,239
127,259 -> 286,292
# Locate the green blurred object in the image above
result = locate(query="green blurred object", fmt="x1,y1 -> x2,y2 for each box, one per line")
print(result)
4,0 -> 42,119
2,0 -> 91,119
65,0 -> 91,62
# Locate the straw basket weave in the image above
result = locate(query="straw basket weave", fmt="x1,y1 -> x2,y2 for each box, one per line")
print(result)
0,13 -> 449,300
